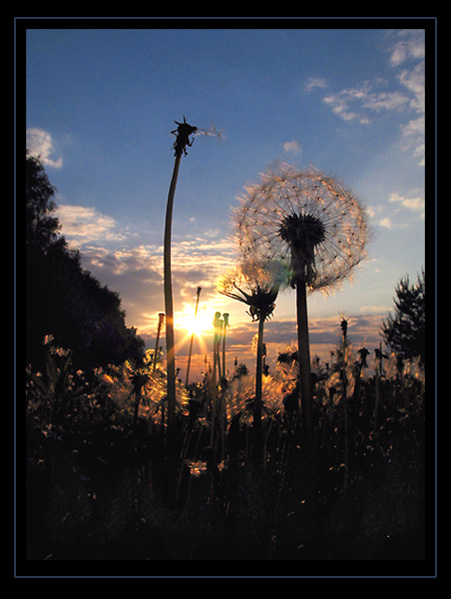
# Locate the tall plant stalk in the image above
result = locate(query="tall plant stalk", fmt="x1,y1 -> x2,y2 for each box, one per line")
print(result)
373,345 -> 387,435
222,313 -> 229,380
185,286 -> 202,387
218,259 -> 282,466
163,118 -> 197,443
153,313 -> 165,375
253,312 -> 266,462
295,278 -> 312,430
163,151 -> 181,436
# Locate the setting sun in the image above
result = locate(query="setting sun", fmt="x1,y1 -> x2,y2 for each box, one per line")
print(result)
176,306 -> 214,337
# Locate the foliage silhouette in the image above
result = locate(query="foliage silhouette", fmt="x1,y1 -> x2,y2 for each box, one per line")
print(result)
25,333 -> 426,562
381,269 -> 425,363
25,153 -> 144,370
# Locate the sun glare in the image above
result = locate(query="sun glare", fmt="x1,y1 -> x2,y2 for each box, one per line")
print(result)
177,306 -> 213,337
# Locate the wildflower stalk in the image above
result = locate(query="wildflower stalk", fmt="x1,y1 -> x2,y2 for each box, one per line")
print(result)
295,279 -> 313,430
373,346 -> 386,435
213,312 -> 224,383
253,312 -> 266,463
163,152 -> 181,439
353,347 -> 369,403
163,118 -> 197,448
373,365 -> 380,436
218,260 -> 281,467
340,318 -> 349,488
185,287 -> 202,387
153,313 -> 165,375
222,313 -> 229,380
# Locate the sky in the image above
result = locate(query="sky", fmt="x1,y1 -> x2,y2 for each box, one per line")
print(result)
24,19 -> 431,381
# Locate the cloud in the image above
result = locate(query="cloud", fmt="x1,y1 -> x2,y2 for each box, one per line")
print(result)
389,192 -> 425,214
55,204 -> 127,244
319,31 -> 425,165
57,210 -> 238,336
305,76 -> 327,92
323,90 -> 364,123
368,190 -> 424,230
26,128 -> 63,169
283,140 -> 302,154
397,60 -> 425,165
398,61 -> 425,113
323,82 -> 410,124
389,30 -> 425,67
388,192 -> 425,221
388,32 -> 425,165
362,91 -> 410,112
358,304 -> 391,314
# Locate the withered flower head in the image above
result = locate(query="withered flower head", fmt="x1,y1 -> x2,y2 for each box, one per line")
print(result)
218,258 -> 287,322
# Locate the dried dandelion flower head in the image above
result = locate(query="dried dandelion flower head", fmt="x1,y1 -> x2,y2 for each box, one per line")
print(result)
218,258 -> 287,322
233,164 -> 369,294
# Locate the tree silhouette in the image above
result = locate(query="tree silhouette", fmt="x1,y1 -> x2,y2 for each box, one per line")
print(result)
26,153 -> 144,370
381,269 -> 425,363
26,152 -> 62,254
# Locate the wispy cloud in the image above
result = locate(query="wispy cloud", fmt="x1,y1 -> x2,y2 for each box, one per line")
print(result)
369,189 -> 425,228
26,127 -> 63,169
397,59 -> 425,165
389,192 -> 425,216
379,217 -> 393,229
323,82 -> 410,124
319,31 -> 425,164
388,29 -> 425,67
55,204 -> 128,244
305,76 -> 327,92
283,139 -> 302,154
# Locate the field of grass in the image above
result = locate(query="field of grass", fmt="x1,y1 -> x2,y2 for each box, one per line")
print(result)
24,339 -> 428,569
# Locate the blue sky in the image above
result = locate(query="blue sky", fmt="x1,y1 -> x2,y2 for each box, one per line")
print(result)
24,21 -> 430,379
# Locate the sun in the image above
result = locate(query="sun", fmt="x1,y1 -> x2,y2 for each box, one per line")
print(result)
176,306 -> 214,338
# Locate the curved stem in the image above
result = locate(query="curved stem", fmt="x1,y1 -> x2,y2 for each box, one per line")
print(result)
164,153 -> 181,442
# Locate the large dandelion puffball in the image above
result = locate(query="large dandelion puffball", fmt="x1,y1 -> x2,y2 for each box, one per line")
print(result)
233,164 -> 369,294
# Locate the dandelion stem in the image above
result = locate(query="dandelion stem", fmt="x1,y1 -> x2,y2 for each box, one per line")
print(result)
163,118 -> 197,450
222,313 -> 229,380
253,314 -> 265,466
163,151 -> 181,443
295,279 -> 313,430
185,287 -> 202,387
153,313 -> 165,375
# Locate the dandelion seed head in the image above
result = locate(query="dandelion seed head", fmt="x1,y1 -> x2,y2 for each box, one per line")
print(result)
233,164 -> 369,294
